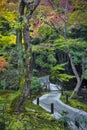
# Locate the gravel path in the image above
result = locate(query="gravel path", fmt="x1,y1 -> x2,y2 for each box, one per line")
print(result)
33,82 -> 87,130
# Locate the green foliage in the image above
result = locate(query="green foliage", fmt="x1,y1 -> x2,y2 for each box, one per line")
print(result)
50,63 -> 74,84
0,45 -> 18,90
30,77 -> 43,94
31,37 -> 41,45
71,51 -> 83,64
54,37 -> 87,50
47,32 -> 59,42
58,74 -> 75,82
35,55 -> 45,68
54,37 -> 87,66
68,25 -> 87,40
84,58 -> 87,79
0,67 -> 19,90
35,54 -> 56,69
51,63 -> 66,71
47,53 -> 57,64
38,24 -> 53,37
0,34 -> 16,45
0,17 -> 10,35
2,10 -> 17,26
0,10 -> 17,37
32,44 -> 54,53
69,10 -> 87,26
33,47 -> 57,70
84,69 -> 87,79
0,80 -> 6,90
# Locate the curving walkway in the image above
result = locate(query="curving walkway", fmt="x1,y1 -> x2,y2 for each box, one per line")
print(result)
33,83 -> 87,130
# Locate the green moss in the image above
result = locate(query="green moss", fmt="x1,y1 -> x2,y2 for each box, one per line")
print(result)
61,91 -> 87,112
0,90 -> 65,130
10,93 -> 22,112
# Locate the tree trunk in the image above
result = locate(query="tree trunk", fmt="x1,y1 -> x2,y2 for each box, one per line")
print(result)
70,49 -> 86,98
70,78 -> 82,98
22,23 -> 33,103
19,0 -> 41,105
11,0 -> 41,112
68,52 -> 81,95
11,0 -> 25,112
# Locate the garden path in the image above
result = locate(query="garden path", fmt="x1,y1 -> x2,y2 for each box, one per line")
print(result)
33,77 -> 87,130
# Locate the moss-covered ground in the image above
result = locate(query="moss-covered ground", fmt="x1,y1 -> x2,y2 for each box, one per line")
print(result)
60,91 -> 87,112
0,90 -> 65,130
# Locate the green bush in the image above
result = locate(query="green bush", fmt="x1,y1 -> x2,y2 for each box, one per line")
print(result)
0,67 -> 19,90
38,25 -> 53,37
30,77 -> 43,94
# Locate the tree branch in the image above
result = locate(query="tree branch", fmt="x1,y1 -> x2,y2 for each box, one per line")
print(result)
23,0 -> 41,20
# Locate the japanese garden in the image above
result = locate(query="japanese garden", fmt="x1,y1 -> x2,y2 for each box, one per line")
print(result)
0,0 -> 87,130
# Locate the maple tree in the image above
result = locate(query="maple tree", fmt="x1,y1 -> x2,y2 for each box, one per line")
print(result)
69,0 -> 87,27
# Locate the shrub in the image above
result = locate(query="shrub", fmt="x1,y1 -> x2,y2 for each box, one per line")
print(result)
30,77 -> 43,94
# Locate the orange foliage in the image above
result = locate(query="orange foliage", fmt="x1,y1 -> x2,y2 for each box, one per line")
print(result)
0,57 -> 9,72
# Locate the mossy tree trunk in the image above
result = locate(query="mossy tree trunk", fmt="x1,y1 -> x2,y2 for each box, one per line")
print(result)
17,0 -> 25,89
12,0 -> 25,112
11,0 -> 40,112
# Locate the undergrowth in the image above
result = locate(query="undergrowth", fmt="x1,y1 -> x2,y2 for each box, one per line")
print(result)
60,91 -> 87,112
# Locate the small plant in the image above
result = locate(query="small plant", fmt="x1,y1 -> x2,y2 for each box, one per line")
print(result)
30,77 -> 44,94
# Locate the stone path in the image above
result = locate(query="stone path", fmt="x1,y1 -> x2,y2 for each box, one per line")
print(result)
33,82 -> 87,130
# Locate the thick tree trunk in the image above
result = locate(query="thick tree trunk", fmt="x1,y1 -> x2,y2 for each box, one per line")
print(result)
22,23 -> 33,103
17,0 -> 25,90
20,0 -> 41,104
11,0 -> 41,112
10,1 -> 25,111
16,28 -> 24,89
